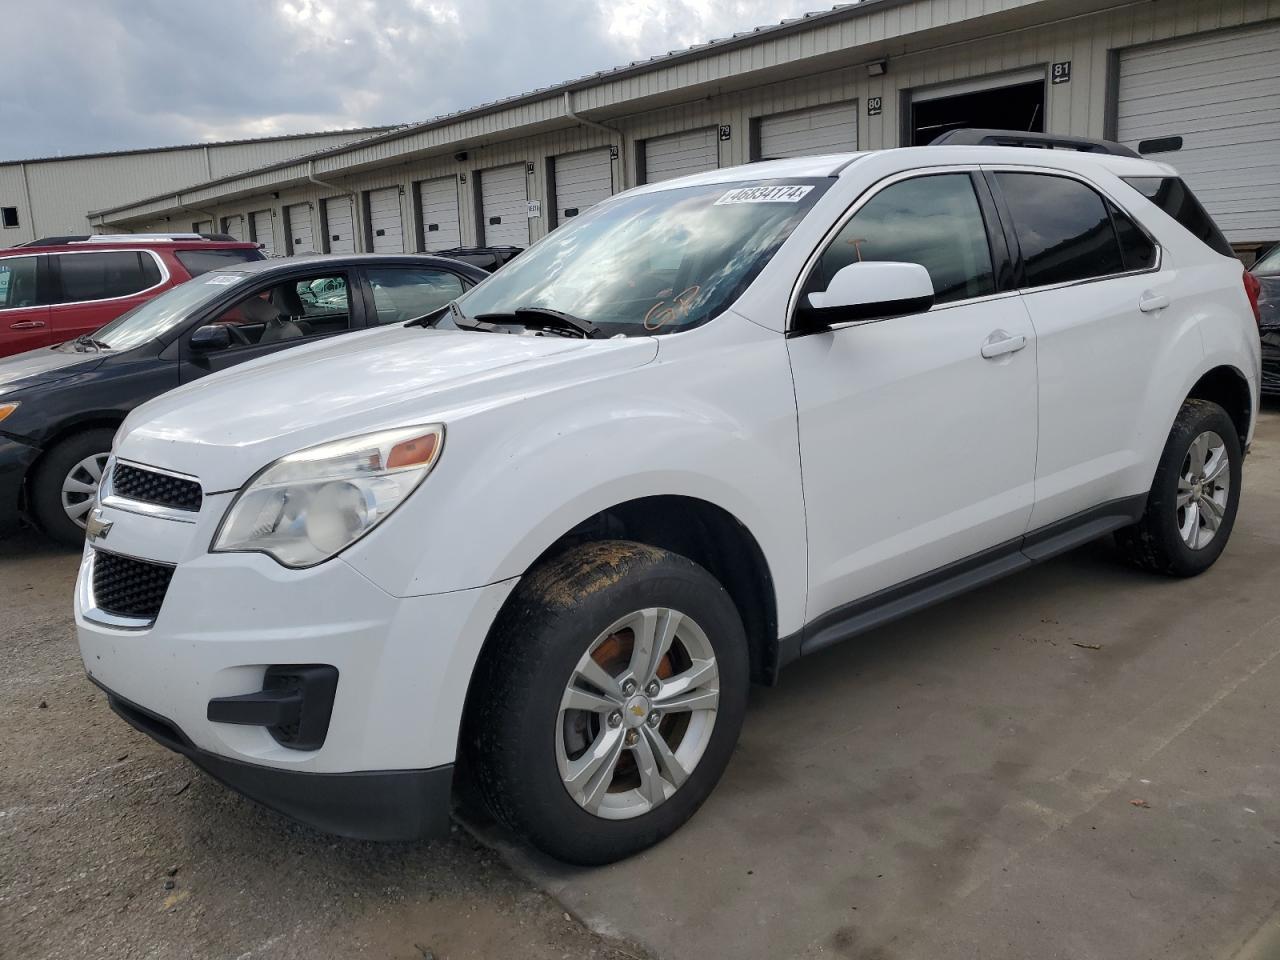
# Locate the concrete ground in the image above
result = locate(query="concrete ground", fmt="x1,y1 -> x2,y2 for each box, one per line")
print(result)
3,403 -> 1278,960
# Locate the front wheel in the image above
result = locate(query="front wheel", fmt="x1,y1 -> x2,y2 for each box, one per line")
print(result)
30,428 -> 115,547
467,541 -> 749,865
1114,399 -> 1243,577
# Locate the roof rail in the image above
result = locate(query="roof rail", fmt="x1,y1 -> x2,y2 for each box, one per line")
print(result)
77,233 -> 208,243
929,128 -> 1140,159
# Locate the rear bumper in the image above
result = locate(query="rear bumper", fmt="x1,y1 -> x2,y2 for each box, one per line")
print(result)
0,435 -> 39,537
95,677 -> 453,841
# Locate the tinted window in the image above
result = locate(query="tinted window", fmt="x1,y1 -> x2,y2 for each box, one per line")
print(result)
367,268 -> 464,324
56,251 -> 160,303
1123,176 -> 1234,258
996,173 -> 1124,287
808,174 -> 995,305
209,274 -> 351,348
1109,203 -> 1156,272
175,248 -> 264,277
0,256 -> 39,309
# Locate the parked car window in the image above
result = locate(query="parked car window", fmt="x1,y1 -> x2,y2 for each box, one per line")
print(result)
0,256 -> 39,309
175,248 -> 264,277
91,272 -> 249,350
211,274 -> 351,346
1254,244 -> 1280,277
1109,203 -> 1157,272
807,174 -> 995,305
55,251 -> 161,303
1123,176 -> 1234,258
996,173 -> 1125,288
367,268 -> 465,324
456,179 -> 829,336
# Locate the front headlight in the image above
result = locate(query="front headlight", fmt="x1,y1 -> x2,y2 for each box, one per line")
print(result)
212,424 -> 444,568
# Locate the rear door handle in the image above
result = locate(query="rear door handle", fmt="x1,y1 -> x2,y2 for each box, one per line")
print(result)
9,320 -> 46,330
980,331 -> 1027,359
1139,292 -> 1170,313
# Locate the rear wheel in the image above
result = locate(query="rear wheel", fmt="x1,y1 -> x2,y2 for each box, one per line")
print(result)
30,428 -> 115,547
467,541 -> 749,865
1114,399 -> 1242,577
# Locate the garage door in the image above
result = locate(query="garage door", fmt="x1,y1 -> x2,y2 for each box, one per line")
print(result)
221,215 -> 244,241
366,186 -> 404,253
553,148 -> 613,225
479,164 -> 529,247
1117,22 -> 1280,242
250,210 -> 275,256
758,102 -> 858,160
643,128 -> 718,183
416,177 -> 460,252
324,197 -> 355,253
285,203 -> 314,255
193,219 -> 213,235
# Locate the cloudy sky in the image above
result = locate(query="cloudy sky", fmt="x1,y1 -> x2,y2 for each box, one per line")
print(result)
3,0 -> 820,160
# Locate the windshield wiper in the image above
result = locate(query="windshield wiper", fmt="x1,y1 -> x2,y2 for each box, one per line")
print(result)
474,307 -> 605,339
75,333 -> 111,351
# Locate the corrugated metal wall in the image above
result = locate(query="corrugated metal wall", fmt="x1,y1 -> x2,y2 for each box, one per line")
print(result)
98,0 -> 1280,249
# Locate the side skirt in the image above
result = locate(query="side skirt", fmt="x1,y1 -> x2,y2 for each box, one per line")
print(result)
773,494 -> 1147,672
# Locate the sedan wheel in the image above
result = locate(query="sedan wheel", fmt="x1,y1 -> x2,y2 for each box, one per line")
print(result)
61,452 -> 110,528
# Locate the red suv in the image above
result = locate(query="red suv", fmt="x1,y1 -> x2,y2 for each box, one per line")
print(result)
0,234 -> 264,358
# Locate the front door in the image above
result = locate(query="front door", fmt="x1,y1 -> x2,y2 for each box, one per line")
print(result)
0,254 -> 51,355
787,171 -> 1039,623
179,270 -> 357,382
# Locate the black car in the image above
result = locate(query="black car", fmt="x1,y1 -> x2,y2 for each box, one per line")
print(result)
0,253 -> 488,544
1252,243 -> 1280,397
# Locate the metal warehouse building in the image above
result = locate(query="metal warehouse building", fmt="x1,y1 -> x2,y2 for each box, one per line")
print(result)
0,127 -> 397,246
42,0 -> 1280,256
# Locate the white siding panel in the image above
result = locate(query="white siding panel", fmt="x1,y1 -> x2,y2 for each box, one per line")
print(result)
250,209 -> 275,256
1117,21 -> 1280,242
416,176 -> 460,251
644,128 -> 718,183
286,203 -> 314,254
323,197 -> 355,253
367,186 -> 404,253
553,148 -> 613,224
758,101 -> 858,159
479,164 -> 529,247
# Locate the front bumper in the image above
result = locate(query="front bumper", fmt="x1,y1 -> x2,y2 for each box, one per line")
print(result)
75,492 -> 517,837
95,677 -> 453,840
0,434 -> 39,537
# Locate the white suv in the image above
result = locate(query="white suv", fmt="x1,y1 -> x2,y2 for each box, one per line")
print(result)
75,139 -> 1262,865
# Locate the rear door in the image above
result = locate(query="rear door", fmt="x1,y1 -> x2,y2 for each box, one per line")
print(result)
49,250 -> 165,344
178,268 -> 363,382
0,254 -> 52,355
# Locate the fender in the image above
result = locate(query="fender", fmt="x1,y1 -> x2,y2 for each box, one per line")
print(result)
342,314 -> 810,636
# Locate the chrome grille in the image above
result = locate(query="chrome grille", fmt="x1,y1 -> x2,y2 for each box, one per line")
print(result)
112,462 -> 202,512
91,551 -> 174,622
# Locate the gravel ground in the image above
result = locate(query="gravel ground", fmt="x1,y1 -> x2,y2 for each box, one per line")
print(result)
0,533 -> 647,960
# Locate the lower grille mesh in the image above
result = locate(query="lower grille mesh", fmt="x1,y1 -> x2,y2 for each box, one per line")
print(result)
92,551 -> 174,621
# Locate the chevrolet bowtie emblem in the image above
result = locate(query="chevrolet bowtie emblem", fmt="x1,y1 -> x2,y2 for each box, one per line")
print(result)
85,513 -> 112,543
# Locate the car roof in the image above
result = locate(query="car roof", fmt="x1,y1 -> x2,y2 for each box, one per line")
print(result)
8,238 -> 261,254
211,252 -> 490,277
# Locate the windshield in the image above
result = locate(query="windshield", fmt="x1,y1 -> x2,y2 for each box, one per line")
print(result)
455,179 -> 828,336
90,272 -> 247,350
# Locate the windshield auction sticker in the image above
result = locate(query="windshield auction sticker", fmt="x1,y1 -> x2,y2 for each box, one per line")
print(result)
714,184 -> 814,205
204,274 -> 244,285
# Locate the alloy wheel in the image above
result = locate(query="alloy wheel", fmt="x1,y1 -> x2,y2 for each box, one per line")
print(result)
556,607 -> 719,820
60,453 -> 109,529
1177,430 -> 1230,550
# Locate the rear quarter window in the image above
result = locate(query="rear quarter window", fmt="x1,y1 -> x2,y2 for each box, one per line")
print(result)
175,248 -> 267,278
1122,177 -> 1234,258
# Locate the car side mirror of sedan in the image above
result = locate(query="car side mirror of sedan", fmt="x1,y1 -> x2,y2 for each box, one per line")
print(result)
794,261 -> 935,333
189,324 -> 232,352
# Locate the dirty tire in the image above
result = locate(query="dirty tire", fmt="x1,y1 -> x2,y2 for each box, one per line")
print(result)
1114,399 -> 1242,577
467,540 -> 749,865
30,428 -> 115,548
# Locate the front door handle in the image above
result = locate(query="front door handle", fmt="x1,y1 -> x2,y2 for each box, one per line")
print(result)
9,320 -> 46,330
1139,292 -> 1170,313
980,330 -> 1028,360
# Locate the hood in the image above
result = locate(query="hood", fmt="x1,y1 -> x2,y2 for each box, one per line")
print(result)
117,325 -> 658,491
0,342 -> 106,395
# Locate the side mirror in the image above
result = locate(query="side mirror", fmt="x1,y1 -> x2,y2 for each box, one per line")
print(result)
189,324 -> 232,352
796,261 -> 935,332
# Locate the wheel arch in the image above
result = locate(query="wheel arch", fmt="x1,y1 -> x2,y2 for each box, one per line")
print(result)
22,415 -> 124,509
1185,364 -> 1253,449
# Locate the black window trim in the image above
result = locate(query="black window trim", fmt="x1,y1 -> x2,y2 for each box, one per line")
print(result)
787,165 -> 1018,334
983,165 -> 1162,296
47,248 -> 171,308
